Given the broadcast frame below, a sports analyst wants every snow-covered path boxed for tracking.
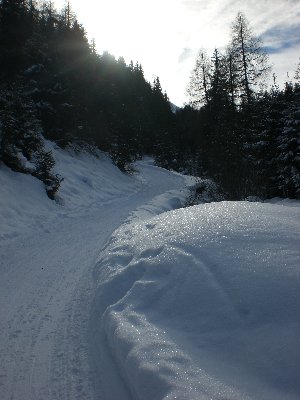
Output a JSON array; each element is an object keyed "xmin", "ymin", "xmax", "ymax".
[
  {"xmin": 2, "ymin": 148, "xmax": 299, "ymax": 400},
  {"xmin": 0, "ymin": 156, "xmax": 192, "ymax": 400}
]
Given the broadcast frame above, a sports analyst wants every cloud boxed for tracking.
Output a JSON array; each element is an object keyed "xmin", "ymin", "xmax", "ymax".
[
  {"xmin": 178, "ymin": 48, "xmax": 193, "ymax": 63},
  {"xmin": 182, "ymin": 0, "xmax": 209, "ymax": 12},
  {"xmin": 262, "ymin": 24, "xmax": 300, "ymax": 54}
]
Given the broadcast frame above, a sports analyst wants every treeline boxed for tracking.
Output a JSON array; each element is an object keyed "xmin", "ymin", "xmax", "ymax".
[
  {"xmin": 0, "ymin": 3, "xmax": 299, "ymax": 201},
  {"xmin": 0, "ymin": 0, "xmax": 175, "ymax": 198},
  {"xmin": 183, "ymin": 13, "xmax": 300, "ymax": 199}
]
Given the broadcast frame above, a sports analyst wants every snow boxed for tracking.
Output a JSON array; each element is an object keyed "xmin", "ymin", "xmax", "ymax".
[
  {"xmin": 0, "ymin": 143, "xmax": 194, "ymax": 400},
  {"xmin": 0, "ymin": 143, "xmax": 190, "ymax": 240},
  {"xmin": 94, "ymin": 201, "xmax": 300, "ymax": 400},
  {"xmin": 0, "ymin": 142, "xmax": 299, "ymax": 400},
  {"xmin": 0, "ymin": 163, "xmax": 56, "ymax": 240}
]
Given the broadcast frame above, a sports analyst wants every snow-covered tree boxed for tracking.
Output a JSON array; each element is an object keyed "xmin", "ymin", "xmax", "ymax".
[
  {"xmin": 187, "ymin": 50, "xmax": 211, "ymax": 108},
  {"xmin": 0, "ymin": 87, "xmax": 62, "ymax": 199}
]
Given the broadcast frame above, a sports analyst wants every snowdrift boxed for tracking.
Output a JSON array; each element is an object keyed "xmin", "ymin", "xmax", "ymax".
[{"xmin": 94, "ymin": 201, "xmax": 300, "ymax": 400}]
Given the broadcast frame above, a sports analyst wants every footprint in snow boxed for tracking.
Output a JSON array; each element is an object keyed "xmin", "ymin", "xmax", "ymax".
[{"xmin": 145, "ymin": 223, "xmax": 156, "ymax": 230}]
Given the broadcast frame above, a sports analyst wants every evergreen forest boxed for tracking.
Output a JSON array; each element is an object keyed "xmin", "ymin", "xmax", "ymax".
[{"xmin": 0, "ymin": 1, "xmax": 299, "ymax": 200}]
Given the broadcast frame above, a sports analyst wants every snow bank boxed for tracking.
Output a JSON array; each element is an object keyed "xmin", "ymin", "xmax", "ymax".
[
  {"xmin": 52, "ymin": 144, "xmax": 140, "ymax": 211},
  {"xmin": 94, "ymin": 201, "xmax": 300, "ymax": 400},
  {"xmin": 0, "ymin": 143, "xmax": 197, "ymax": 242},
  {"xmin": 0, "ymin": 143, "xmax": 140, "ymax": 240},
  {"xmin": 0, "ymin": 164, "xmax": 56, "ymax": 240}
]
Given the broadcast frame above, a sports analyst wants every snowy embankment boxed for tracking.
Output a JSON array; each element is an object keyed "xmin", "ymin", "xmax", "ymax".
[
  {"xmin": 94, "ymin": 201, "xmax": 300, "ymax": 400},
  {"xmin": 0, "ymin": 143, "xmax": 195, "ymax": 241}
]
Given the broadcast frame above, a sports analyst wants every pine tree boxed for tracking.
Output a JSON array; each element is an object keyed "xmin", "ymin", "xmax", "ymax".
[
  {"xmin": 0, "ymin": 0, "xmax": 33, "ymax": 77},
  {"xmin": 187, "ymin": 50, "xmax": 211, "ymax": 108},
  {"xmin": 90, "ymin": 38, "xmax": 96, "ymax": 54},
  {"xmin": 274, "ymin": 84, "xmax": 300, "ymax": 198},
  {"xmin": 295, "ymin": 60, "xmax": 300, "ymax": 84},
  {"xmin": 228, "ymin": 12, "xmax": 270, "ymax": 105},
  {"xmin": 0, "ymin": 85, "xmax": 62, "ymax": 198}
]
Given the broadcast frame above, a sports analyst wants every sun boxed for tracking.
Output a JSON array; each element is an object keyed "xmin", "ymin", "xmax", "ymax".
[
  {"xmin": 52, "ymin": 0, "xmax": 152, "ymax": 59},
  {"xmin": 55, "ymin": 0, "xmax": 180, "ymax": 60}
]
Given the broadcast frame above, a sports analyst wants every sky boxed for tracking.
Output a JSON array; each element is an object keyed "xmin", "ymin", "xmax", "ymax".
[{"xmin": 54, "ymin": 0, "xmax": 300, "ymax": 106}]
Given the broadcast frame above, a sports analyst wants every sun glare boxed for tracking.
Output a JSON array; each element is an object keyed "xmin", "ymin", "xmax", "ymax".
[
  {"xmin": 56, "ymin": 0, "xmax": 181, "ymax": 60},
  {"xmin": 91, "ymin": 0, "xmax": 180, "ymax": 59},
  {"xmin": 54, "ymin": 0, "xmax": 190, "ymax": 103}
]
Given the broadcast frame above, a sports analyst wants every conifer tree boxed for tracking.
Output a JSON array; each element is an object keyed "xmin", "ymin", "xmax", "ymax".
[
  {"xmin": 274, "ymin": 83, "xmax": 300, "ymax": 198},
  {"xmin": 227, "ymin": 12, "xmax": 270, "ymax": 105},
  {"xmin": 187, "ymin": 50, "xmax": 211, "ymax": 108},
  {"xmin": 0, "ymin": 86, "xmax": 62, "ymax": 198},
  {"xmin": 0, "ymin": 0, "xmax": 32, "ymax": 77},
  {"xmin": 295, "ymin": 60, "xmax": 300, "ymax": 84}
]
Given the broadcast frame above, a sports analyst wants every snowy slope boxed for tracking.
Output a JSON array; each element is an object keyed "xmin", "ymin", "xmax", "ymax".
[
  {"xmin": 94, "ymin": 201, "xmax": 300, "ymax": 400},
  {"xmin": 1, "ymin": 143, "xmax": 299, "ymax": 400},
  {"xmin": 0, "ymin": 145, "xmax": 195, "ymax": 400}
]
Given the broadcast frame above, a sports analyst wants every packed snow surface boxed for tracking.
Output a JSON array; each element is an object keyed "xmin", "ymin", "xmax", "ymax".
[{"xmin": 1, "ymin": 142, "xmax": 299, "ymax": 400}]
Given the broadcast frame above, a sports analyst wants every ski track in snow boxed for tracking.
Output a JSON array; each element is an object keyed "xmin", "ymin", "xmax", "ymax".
[{"xmin": 0, "ymin": 156, "xmax": 193, "ymax": 400}]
